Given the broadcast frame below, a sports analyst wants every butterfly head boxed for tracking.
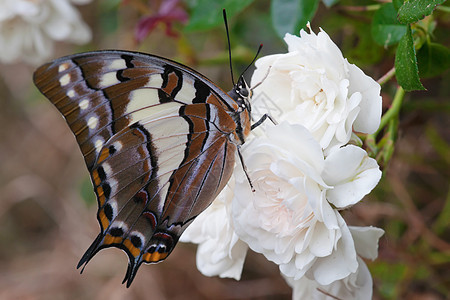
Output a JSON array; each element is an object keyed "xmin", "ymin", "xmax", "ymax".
[
  {"xmin": 226, "ymin": 75, "xmax": 252, "ymax": 145},
  {"xmin": 231, "ymin": 76, "xmax": 252, "ymax": 113}
]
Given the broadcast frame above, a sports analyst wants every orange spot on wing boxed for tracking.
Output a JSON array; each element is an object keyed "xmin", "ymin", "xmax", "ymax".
[
  {"xmin": 98, "ymin": 195, "xmax": 106, "ymax": 207},
  {"xmin": 98, "ymin": 209, "xmax": 110, "ymax": 230},
  {"xmin": 143, "ymin": 252, "xmax": 168, "ymax": 263},
  {"xmin": 103, "ymin": 234, "xmax": 123, "ymax": 245},
  {"xmin": 123, "ymin": 239, "xmax": 141, "ymax": 257},
  {"xmin": 97, "ymin": 185, "xmax": 104, "ymax": 196},
  {"xmin": 97, "ymin": 148, "xmax": 110, "ymax": 164},
  {"xmin": 96, "ymin": 186, "xmax": 106, "ymax": 206},
  {"xmin": 92, "ymin": 170, "xmax": 101, "ymax": 186}
]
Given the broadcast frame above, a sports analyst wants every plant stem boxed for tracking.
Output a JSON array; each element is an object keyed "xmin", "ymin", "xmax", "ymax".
[
  {"xmin": 382, "ymin": 118, "xmax": 397, "ymax": 166},
  {"xmin": 339, "ymin": 4, "xmax": 381, "ymax": 11},
  {"xmin": 377, "ymin": 67, "xmax": 396, "ymax": 85},
  {"xmin": 374, "ymin": 86, "xmax": 405, "ymax": 137},
  {"xmin": 436, "ymin": 5, "xmax": 450, "ymax": 13}
]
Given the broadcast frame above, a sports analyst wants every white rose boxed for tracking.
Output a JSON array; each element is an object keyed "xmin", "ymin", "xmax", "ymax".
[
  {"xmin": 0, "ymin": 0, "xmax": 92, "ymax": 65},
  {"xmin": 250, "ymin": 28, "xmax": 382, "ymax": 154},
  {"xmin": 322, "ymin": 144, "xmax": 382, "ymax": 208},
  {"xmin": 285, "ymin": 257, "xmax": 373, "ymax": 300},
  {"xmin": 180, "ymin": 178, "xmax": 248, "ymax": 280},
  {"xmin": 232, "ymin": 122, "xmax": 381, "ymax": 285},
  {"xmin": 286, "ymin": 226, "xmax": 384, "ymax": 300}
]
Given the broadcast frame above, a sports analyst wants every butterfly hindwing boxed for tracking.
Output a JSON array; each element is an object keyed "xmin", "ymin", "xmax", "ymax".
[
  {"xmin": 81, "ymin": 103, "xmax": 237, "ymax": 285},
  {"xmin": 33, "ymin": 50, "xmax": 244, "ymax": 286}
]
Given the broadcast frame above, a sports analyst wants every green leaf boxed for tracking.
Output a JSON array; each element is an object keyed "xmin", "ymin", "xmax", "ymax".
[
  {"xmin": 394, "ymin": 25, "xmax": 425, "ymax": 91},
  {"xmin": 271, "ymin": 0, "xmax": 320, "ymax": 39},
  {"xmin": 393, "ymin": 0, "xmax": 405, "ymax": 11},
  {"xmin": 417, "ymin": 41, "xmax": 450, "ymax": 78},
  {"xmin": 398, "ymin": 0, "xmax": 447, "ymax": 24},
  {"xmin": 185, "ymin": 0, "xmax": 255, "ymax": 31},
  {"xmin": 371, "ymin": 3, "xmax": 407, "ymax": 47}
]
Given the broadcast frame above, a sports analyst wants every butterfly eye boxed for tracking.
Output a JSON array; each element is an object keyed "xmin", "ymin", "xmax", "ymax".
[{"xmin": 239, "ymin": 87, "xmax": 249, "ymax": 98}]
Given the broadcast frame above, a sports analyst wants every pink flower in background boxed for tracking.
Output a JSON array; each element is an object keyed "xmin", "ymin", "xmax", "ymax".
[
  {"xmin": 134, "ymin": 0, "xmax": 188, "ymax": 43},
  {"xmin": 0, "ymin": 0, "xmax": 92, "ymax": 65}
]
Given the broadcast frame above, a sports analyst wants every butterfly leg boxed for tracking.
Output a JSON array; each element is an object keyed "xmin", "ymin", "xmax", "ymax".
[
  {"xmin": 243, "ymin": 114, "xmax": 277, "ymax": 192},
  {"xmin": 250, "ymin": 66, "xmax": 272, "ymax": 91},
  {"xmin": 251, "ymin": 113, "xmax": 277, "ymax": 130},
  {"xmin": 237, "ymin": 145, "xmax": 256, "ymax": 192}
]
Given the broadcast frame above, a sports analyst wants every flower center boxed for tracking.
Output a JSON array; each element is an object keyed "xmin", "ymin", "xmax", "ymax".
[{"xmin": 253, "ymin": 172, "xmax": 311, "ymax": 235}]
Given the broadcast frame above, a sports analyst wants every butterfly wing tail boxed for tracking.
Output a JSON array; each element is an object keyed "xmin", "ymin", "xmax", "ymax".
[
  {"xmin": 76, "ymin": 228, "xmax": 155, "ymax": 288},
  {"xmin": 77, "ymin": 233, "xmax": 103, "ymax": 272}
]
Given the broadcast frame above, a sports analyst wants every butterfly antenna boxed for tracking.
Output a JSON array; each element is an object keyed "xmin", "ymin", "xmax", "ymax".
[
  {"xmin": 239, "ymin": 43, "xmax": 263, "ymax": 80},
  {"xmin": 223, "ymin": 9, "xmax": 235, "ymax": 85}
]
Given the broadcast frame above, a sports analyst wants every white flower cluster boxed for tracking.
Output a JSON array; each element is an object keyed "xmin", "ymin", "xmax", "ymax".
[
  {"xmin": 0, "ymin": 0, "xmax": 92, "ymax": 65},
  {"xmin": 181, "ymin": 27, "xmax": 384, "ymax": 300}
]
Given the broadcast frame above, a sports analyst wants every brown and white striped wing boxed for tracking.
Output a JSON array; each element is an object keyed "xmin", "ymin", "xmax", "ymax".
[{"xmin": 33, "ymin": 51, "xmax": 239, "ymax": 286}]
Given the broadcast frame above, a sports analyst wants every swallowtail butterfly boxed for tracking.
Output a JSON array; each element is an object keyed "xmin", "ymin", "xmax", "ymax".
[{"xmin": 33, "ymin": 47, "xmax": 263, "ymax": 286}]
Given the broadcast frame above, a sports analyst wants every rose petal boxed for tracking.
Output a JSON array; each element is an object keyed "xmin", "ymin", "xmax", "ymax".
[
  {"xmin": 347, "ymin": 63, "xmax": 382, "ymax": 134},
  {"xmin": 323, "ymin": 145, "xmax": 381, "ymax": 208},
  {"xmin": 286, "ymin": 256, "xmax": 373, "ymax": 300},
  {"xmin": 250, "ymin": 27, "xmax": 382, "ymax": 153},
  {"xmin": 305, "ymin": 214, "xmax": 358, "ymax": 284},
  {"xmin": 349, "ymin": 226, "xmax": 385, "ymax": 260}
]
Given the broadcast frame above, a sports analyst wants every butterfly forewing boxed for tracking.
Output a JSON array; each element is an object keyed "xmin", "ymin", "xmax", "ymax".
[{"xmin": 33, "ymin": 50, "xmax": 248, "ymax": 286}]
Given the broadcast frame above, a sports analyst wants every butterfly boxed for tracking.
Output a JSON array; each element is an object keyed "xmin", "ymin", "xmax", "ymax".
[{"xmin": 32, "ymin": 48, "xmax": 267, "ymax": 286}]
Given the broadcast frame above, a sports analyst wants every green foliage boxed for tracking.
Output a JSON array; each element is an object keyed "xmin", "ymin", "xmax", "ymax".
[
  {"xmin": 371, "ymin": 261, "xmax": 407, "ymax": 298},
  {"xmin": 395, "ymin": 25, "xmax": 426, "ymax": 91},
  {"xmin": 371, "ymin": 3, "xmax": 407, "ymax": 46},
  {"xmin": 368, "ymin": 0, "xmax": 449, "ymax": 92},
  {"xmin": 393, "ymin": 0, "xmax": 405, "ymax": 11},
  {"xmin": 185, "ymin": 0, "xmax": 255, "ymax": 31},
  {"xmin": 417, "ymin": 41, "xmax": 450, "ymax": 78},
  {"xmin": 271, "ymin": 0, "xmax": 319, "ymax": 38},
  {"xmin": 344, "ymin": 21, "xmax": 384, "ymax": 65},
  {"xmin": 398, "ymin": 0, "xmax": 447, "ymax": 24}
]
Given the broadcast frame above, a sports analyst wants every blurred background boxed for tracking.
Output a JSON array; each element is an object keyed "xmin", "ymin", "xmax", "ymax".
[{"xmin": 0, "ymin": 0, "xmax": 449, "ymax": 299}]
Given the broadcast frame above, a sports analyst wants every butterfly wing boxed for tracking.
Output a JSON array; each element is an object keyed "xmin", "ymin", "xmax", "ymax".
[{"xmin": 33, "ymin": 51, "xmax": 239, "ymax": 286}]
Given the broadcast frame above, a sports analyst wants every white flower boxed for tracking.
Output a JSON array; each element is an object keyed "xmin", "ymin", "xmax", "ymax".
[
  {"xmin": 250, "ymin": 27, "xmax": 382, "ymax": 154},
  {"xmin": 180, "ymin": 178, "xmax": 248, "ymax": 280},
  {"xmin": 0, "ymin": 0, "xmax": 92, "ymax": 65},
  {"xmin": 286, "ymin": 226, "xmax": 384, "ymax": 300},
  {"xmin": 181, "ymin": 25, "xmax": 384, "ymax": 298},
  {"xmin": 285, "ymin": 257, "xmax": 373, "ymax": 300},
  {"xmin": 232, "ymin": 122, "xmax": 381, "ymax": 285},
  {"xmin": 322, "ymin": 143, "xmax": 382, "ymax": 208}
]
